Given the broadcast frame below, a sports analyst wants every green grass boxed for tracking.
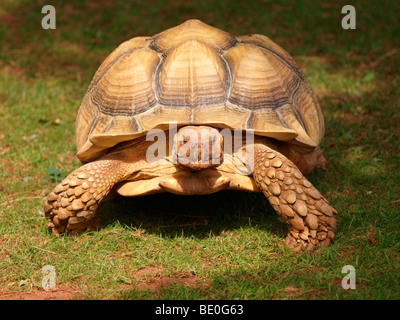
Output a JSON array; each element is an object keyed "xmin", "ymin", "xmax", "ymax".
[{"xmin": 1, "ymin": 0, "xmax": 399, "ymax": 300}]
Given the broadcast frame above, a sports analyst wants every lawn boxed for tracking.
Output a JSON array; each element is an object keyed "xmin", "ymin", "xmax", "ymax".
[{"xmin": 0, "ymin": 0, "xmax": 399, "ymax": 300}]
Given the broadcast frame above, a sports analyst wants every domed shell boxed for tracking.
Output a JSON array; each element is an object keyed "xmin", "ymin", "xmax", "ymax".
[{"xmin": 76, "ymin": 19, "xmax": 324, "ymax": 162}]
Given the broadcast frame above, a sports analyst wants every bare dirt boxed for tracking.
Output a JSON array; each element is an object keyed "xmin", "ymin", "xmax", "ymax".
[
  {"xmin": 0, "ymin": 266, "xmax": 209, "ymax": 300},
  {"xmin": 0, "ymin": 288, "xmax": 80, "ymax": 300},
  {"xmin": 134, "ymin": 266, "xmax": 208, "ymax": 292}
]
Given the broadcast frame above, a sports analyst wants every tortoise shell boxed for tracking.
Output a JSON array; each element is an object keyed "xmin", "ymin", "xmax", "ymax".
[{"xmin": 76, "ymin": 19, "xmax": 324, "ymax": 163}]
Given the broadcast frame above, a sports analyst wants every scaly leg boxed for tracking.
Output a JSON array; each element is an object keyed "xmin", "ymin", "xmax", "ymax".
[
  {"xmin": 44, "ymin": 155, "xmax": 133, "ymax": 235},
  {"xmin": 252, "ymin": 143, "xmax": 337, "ymax": 251}
]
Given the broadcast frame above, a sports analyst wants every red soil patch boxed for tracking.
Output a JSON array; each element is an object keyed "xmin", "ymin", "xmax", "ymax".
[
  {"xmin": 0, "ymin": 288, "xmax": 80, "ymax": 300},
  {"xmin": 134, "ymin": 266, "xmax": 207, "ymax": 291}
]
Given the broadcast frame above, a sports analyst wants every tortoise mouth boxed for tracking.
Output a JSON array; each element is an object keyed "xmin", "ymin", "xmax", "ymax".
[{"xmin": 177, "ymin": 154, "xmax": 223, "ymax": 171}]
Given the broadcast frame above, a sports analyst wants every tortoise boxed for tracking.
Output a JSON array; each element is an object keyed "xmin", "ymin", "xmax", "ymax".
[{"xmin": 44, "ymin": 19, "xmax": 337, "ymax": 251}]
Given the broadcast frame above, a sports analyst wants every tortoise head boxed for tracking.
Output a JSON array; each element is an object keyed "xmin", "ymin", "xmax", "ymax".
[{"xmin": 174, "ymin": 126, "xmax": 224, "ymax": 171}]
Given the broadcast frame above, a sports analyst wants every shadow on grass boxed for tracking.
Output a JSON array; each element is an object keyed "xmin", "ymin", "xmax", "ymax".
[{"xmin": 98, "ymin": 190, "xmax": 287, "ymax": 240}]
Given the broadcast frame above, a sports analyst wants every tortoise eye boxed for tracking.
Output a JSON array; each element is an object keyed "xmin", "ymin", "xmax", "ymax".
[
  {"xmin": 182, "ymin": 135, "xmax": 187, "ymax": 143},
  {"xmin": 211, "ymin": 135, "xmax": 216, "ymax": 144}
]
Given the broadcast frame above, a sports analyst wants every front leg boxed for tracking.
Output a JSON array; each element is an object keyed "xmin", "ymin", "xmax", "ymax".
[
  {"xmin": 44, "ymin": 157, "xmax": 131, "ymax": 235},
  {"xmin": 252, "ymin": 144, "xmax": 337, "ymax": 251}
]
